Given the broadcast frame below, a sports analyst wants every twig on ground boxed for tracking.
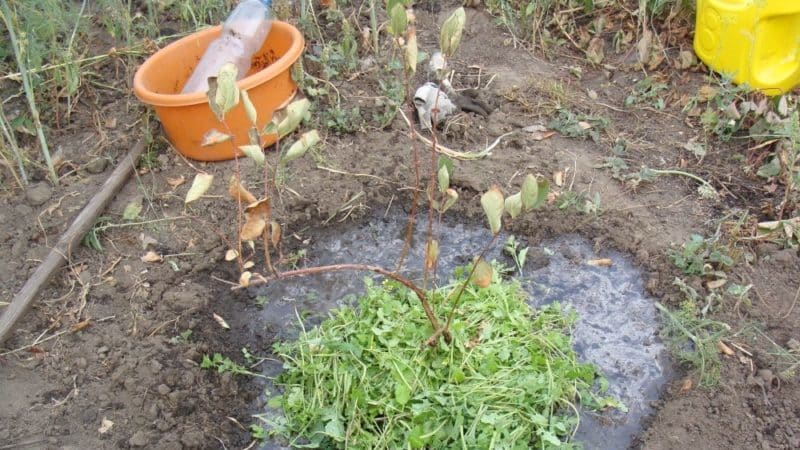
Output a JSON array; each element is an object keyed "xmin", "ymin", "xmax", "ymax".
[{"xmin": 0, "ymin": 315, "xmax": 115, "ymax": 356}]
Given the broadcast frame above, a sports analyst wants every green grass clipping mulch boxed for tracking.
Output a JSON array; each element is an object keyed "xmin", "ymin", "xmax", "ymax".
[{"xmin": 263, "ymin": 271, "xmax": 623, "ymax": 449}]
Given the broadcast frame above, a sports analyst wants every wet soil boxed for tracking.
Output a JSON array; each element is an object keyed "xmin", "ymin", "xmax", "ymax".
[{"xmin": 2, "ymin": 2, "xmax": 800, "ymax": 450}]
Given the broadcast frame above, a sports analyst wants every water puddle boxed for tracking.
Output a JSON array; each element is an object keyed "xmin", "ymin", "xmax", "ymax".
[{"xmin": 249, "ymin": 212, "xmax": 671, "ymax": 449}]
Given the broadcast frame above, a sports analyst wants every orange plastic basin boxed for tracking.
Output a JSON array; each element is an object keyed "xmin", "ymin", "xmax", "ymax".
[{"xmin": 133, "ymin": 21, "xmax": 304, "ymax": 161}]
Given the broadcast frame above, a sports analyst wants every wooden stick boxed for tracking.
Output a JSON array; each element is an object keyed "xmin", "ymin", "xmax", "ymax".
[{"xmin": 0, "ymin": 140, "xmax": 145, "ymax": 345}]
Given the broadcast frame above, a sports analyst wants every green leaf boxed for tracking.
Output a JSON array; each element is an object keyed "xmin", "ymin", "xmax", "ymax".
[
  {"xmin": 395, "ymin": 382, "xmax": 411, "ymax": 405},
  {"xmin": 521, "ymin": 174, "xmax": 539, "ymax": 210},
  {"xmin": 281, "ymin": 130, "xmax": 319, "ymax": 164},
  {"xmin": 184, "ymin": 173, "xmax": 214, "ymax": 204},
  {"xmin": 481, "ymin": 186, "xmax": 504, "ymax": 234},
  {"xmin": 504, "ymin": 192, "xmax": 522, "ymax": 219},
  {"xmin": 437, "ymin": 165, "xmax": 450, "ymax": 192},
  {"xmin": 535, "ymin": 179, "xmax": 550, "ymax": 209},
  {"xmin": 437, "ymin": 155, "xmax": 454, "ymax": 177},
  {"xmin": 207, "ymin": 63, "xmax": 240, "ymax": 120},
  {"xmin": 757, "ymin": 157, "xmax": 781, "ymax": 178},
  {"xmin": 270, "ymin": 98, "xmax": 311, "ymax": 138},
  {"xmin": 122, "ymin": 200, "xmax": 142, "ymax": 221},
  {"xmin": 239, "ymin": 145, "xmax": 265, "ymax": 166},
  {"xmin": 388, "ymin": 3, "xmax": 407, "ymax": 36},
  {"xmin": 241, "ymin": 90, "xmax": 257, "ymax": 126},
  {"xmin": 440, "ymin": 7, "xmax": 466, "ymax": 58},
  {"xmin": 324, "ymin": 418, "xmax": 345, "ymax": 442}
]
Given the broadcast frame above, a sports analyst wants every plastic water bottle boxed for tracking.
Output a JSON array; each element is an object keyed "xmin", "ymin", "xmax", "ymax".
[{"xmin": 181, "ymin": 0, "xmax": 273, "ymax": 94}]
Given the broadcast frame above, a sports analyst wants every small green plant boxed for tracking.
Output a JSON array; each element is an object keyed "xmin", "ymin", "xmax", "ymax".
[
  {"xmin": 656, "ymin": 297, "xmax": 731, "ymax": 387},
  {"xmin": 200, "ymin": 353, "xmax": 265, "ymax": 378},
  {"xmin": 503, "ymin": 235, "xmax": 529, "ymax": 274},
  {"xmin": 625, "ymin": 76, "xmax": 668, "ymax": 110},
  {"xmin": 322, "ymin": 106, "xmax": 362, "ymax": 134},
  {"xmin": 547, "ymin": 108, "xmax": 609, "ymax": 142},
  {"xmin": 82, "ymin": 216, "xmax": 113, "ymax": 251},
  {"xmin": 669, "ymin": 234, "xmax": 734, "ymax": 276},
  {"xmin": 169, "ymin": 329, "xmax": 193, "ymax": 344},
  {"xmin": 556, "ymin": 190, "xmax": 601, "ymax": 214},
  {"xmin": 249, "ymin": 423, "xmax": 268, "ymax": 441}
]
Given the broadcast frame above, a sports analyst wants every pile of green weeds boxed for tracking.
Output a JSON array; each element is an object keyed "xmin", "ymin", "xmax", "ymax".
[{"xmin": 264, "ymin": 273, "xmax": 620, "ymax": 449}]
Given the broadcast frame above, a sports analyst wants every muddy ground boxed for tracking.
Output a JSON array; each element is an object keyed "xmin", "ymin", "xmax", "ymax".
[{"xmin": 2, "ymin": 2, "xmax": 799, "ymax": 449}]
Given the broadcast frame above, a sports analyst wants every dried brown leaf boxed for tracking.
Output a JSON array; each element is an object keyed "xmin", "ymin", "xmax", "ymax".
[
  {"xmin": 241, "ymin": 216, "xmax": 267, "ymax": 241},
  {"xmin": 228, "ymin": 176, "xmax": 257, "ymax": 204},
  {"xmin": 586, "ymin": 258, "xmax": 613, "ymax": 267},
  {"xmin": 717, "ymin": 341, "xmax": 735, "ymax": 356},
  {"xmin": 141, "ymin": 251, "xmax": 163, "ymax": 263},
  {"xmin": 70, "ymin": 319, "xmax": 91, "ymax": 333},
  {"xmin": 167, "ymin": 175, "xmax": 186, "ymax": 188},
  {"xmin": 238, "ymin": 272, "xmax": 252, "ymax": 288},
  {"xmin": 212, "ymin": 313, "xmax": 231, "ymax": 329}
]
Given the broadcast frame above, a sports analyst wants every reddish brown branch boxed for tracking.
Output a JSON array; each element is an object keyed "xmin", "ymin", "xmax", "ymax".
[
  {"xmin": 426, "ymin": 233, "xmax": 501, "ymax": 346},
  {"xmin": 234, "ymin": 264, "xmax": 450, "ymax": 343}
]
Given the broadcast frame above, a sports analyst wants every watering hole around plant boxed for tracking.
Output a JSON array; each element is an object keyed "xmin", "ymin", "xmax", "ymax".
[{"xmin": 242, "ymin": 211, "xmax": 672, "ymax": 449}]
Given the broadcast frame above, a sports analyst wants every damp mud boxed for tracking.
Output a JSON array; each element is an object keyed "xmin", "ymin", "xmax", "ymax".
[{"xmin": 248, "ymin": 212, "xmax": 671, "ymax": 449}]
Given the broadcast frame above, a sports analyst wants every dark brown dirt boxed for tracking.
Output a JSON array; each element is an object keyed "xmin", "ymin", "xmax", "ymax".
[{"xmin": 2, "ymin": 3, "xmax": 799, "ymax": 450}]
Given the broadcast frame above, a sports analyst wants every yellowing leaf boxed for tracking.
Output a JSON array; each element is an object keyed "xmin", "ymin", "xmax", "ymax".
[
  {"xmin": 225, "ymin": 249, "xmax": 238, "ymax": 261},
  {"xmin": 481, "ymin": 186, "xmax": 504, "ymax": 234},
  {"xmin": 442, "ymin": 188, "xmax": 458, "ymax": 212},
  {"xmin": 282, "ymin": 130, "xmax": 319, "ymax": 164},
  {"xmin": 243, "ymin": 261, "xmax": 255, "ymax": 269},
  {"xmin": 521, "ymin": 174, "xmax": 539, "ymax": 211},
  {"xmin": 228, "ymin": 176, "xmax": 257, "ymax": 204},
  {"xmin": 241, "ymin": 89, "xmax": 257, "ymax": 125},
  {"xmin": 470, "ymin": 258, "xmax": 493, "ymax": 288},
  {"xmin": 185, "ymin": 173, "xmax": 214, "ymax": 204},
  {"xmin": 437, "ymin": 165, "xmax": 449, "ymax": 192},
  {"xmin": 270, "ymin": 98, "xmax": 311, "ymax": 138},
  {"xmin": 706, "ymin": 279, "xmax": 726, "ymax": 290},
  {"xmin": 504, "ymin": 192, "xmax": 522, "ymax": 219},
  {"xmin": 405, "ymin": 29, "xmax": 418, "ymax": 75},
  {"xmin": 239, "ymin": 144, "xmax": 265, "ymax": 166},
  {"xmin": 425, "ymin": 239, "xmax": 439, "ymax": 270},
  {"xmin": 553, "ymin": 171, "xmax": 564, "ymax": 187}
]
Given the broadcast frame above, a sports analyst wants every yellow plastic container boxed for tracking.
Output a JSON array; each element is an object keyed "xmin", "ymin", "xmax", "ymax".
[{"xmin": 694, "ymin": 0, "xmax": 800, "ymax": 95}]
